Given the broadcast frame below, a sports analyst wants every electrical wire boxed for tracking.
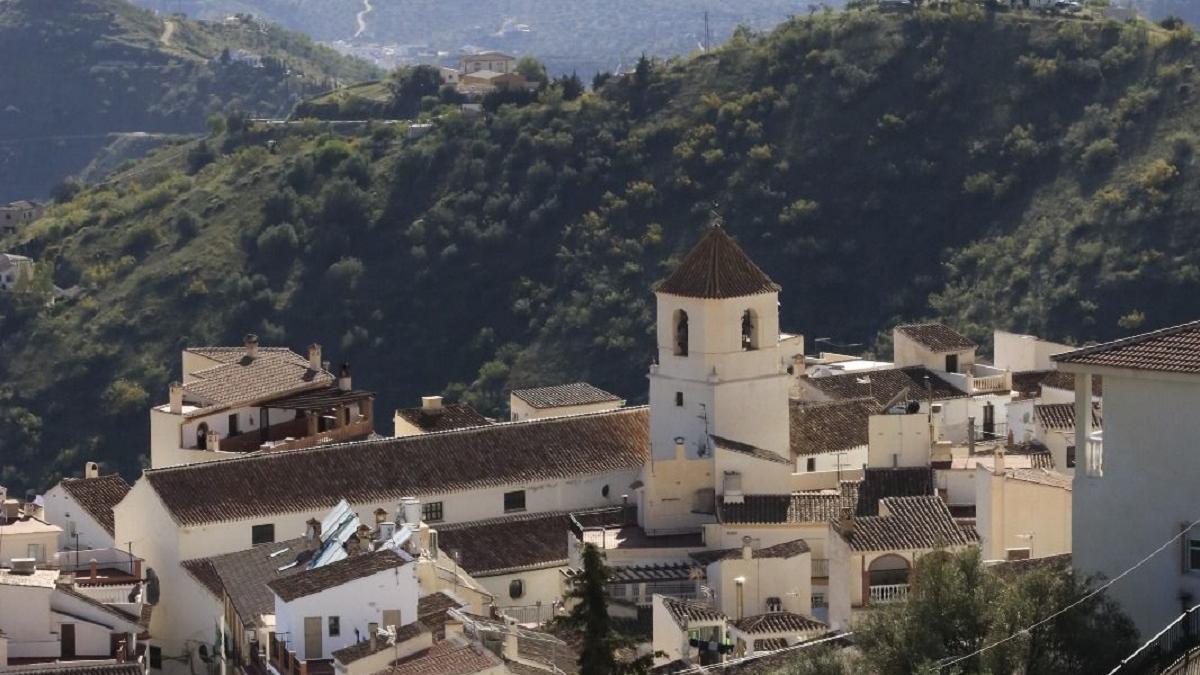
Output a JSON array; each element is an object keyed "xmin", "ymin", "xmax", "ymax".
[
  {"xmin": 668, "ymin": 631, "xmax": 853, "ymax": 674},
  {"xmin": 935, "ymin": 517, "xmax": 1200, "ymax": 670}
]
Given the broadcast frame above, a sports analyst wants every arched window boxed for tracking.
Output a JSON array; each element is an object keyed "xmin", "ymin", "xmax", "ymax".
[
  {"xmin": 741, "ymin": 309, "xmax": 758, "ymax": 351},
  {"xmin": 196, "ymin": 422, "xmax": 209, "ymax": 449},
  {"xmin": 674, "ymin": 310, "xmax": 689, "ymax": 356},
  {"xmin": 509, "ymin": 579, "xmax": 525, "ymax": 599}
]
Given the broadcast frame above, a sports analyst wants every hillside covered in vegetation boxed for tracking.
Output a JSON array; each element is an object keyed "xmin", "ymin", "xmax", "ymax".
[
  {"xmin": 3, "ymin": 5, "xmax": 1200, "ymax": 491},
  {"xmin": 0, "ymin": 0, "xmax": 378, "ymax": 201}
]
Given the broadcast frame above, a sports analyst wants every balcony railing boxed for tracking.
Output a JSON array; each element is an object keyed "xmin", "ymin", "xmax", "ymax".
[
  {"xmin": 869, "ymin": 584, "xmax": 909, "ymax": 604},
  {"xmin": 219, "ymin": 417, "xmax": 373, "ymax": 454},
  {"xmin": 1108, "ymin": 603, "xmax": 1200, "ymax": 674},
  {"xmin": 499, "ymin": 603, "xmax": 556, "ymax": 625}
]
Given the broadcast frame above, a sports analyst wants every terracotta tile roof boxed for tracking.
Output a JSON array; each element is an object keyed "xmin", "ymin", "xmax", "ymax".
[
  {"xmin": 510, "ymin": 382, "xmax": 622, "ymax": 409},
  {"xmin": 717, "ymin": 493, "xmax": 843, "ymax": 525},
  {"xmin": 655, "ymin": 226, "xmax": 780, "ymax": 299},
  {"xmin": 1053, "ymin": 319, "xmax": 1200, "ymax": 374},
  {"xmin": 1006, "ymin": 468, "xmax": 1073, "ymax": 491},
  {"xmin": 850, "ymin": 468, "xmax": 934, "ymax": 516},
  {"xmin": 834, "ymin": 496, "xmax": 979, "ymax": 552},
  {"xmin": 5, "ymin": 665, "xmax": 144, "ymax": 675},
  {"xmin": 1011, "ymin": 370, "xmax": 1053, "ymax": 400},
  {"xmin": 377, "ymin": 639, "xmax": 502, "ymax": 675},
  {"xmin": 711, "ymin": 436, "xmax": 790, "ymax": 464},
  {"xmin": 689, "ymin": 539, "xmax": 811, "ymax": 566},
  {"xmin": 418, "ymin": 592, "xmax": 465, "ymax": 639},
  {"xmin": 789, "ymin": 398, "xmax": 877, "ymax": 456},
  {"xmin": 267, "ymin": 548, "xmax": 410, "ymax": 602},
  {"xmin": 894, "ymin": 323, "xmax": 977, "ymax": 352},
  {"xmin": 181, "ymin": 536, "xmax": 313, "ymax": 627},
  {"xmin": 58, "ymin": 474, "xmax": 130, "ymax": 536},
  {"xmin": 661, "ymin": 596, "xmax": 727, "ymax": 628},
  {"xmin": 144, "ymin": 406, "xmax": 649, "ymax": 526},
  {"xmin": 753, "ymin": 638, "xmax": 788, "ymax": 651},
  {"xmin": 802, "ymin": 366, "xmax": 967, "ymax": 405},
  {"xmin": 436, "ymin": 511, "xmax": 573, "ymax": 576},
  {"xmin": 730, "ymin": 612, "xmax": 826, "ymax": 635},
  {"xmin": 333, "ymin": 621, "xmax": 428, "ymax": 663},
  {"xmin": 989, "ymin": 552, "xmax": 1072, "ymax": 578},
  {"xmin": 182, "ymin": 346, "xmax": 333, "ymax": 409},
  {"xmin": 394, "ymin": 403, "xmax": 491, "ymax": 433},
  {"xmin": 1034, "ymin": 402, "xmax": 1102, "ymax": 432}
]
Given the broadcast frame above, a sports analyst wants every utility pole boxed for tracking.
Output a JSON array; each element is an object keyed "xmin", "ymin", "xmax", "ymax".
[{"xmin": 703, "ymin": 11, "xmax": 710, "ymax": 52}]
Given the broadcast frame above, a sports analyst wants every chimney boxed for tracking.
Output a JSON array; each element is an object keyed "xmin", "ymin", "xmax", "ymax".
[
  {"xmin": 305, "ymin": 518, "xmax": 322, "ymax": 549},
  {"xmin": 967, "ymin": 416, "xmax": 976, "ymax": 455},
  {"xmin": 421, "ymin": 396, "xmax": 443, "ymax": 415},
  {"xmin": 356, "ymin": 524, "xmax": 373, "ymax": 552},
  {"xmin": 374, "ymin": 507, "xmax": 388, "ymax": 525},
  {"xmin": 400, "ymin": 497, "xmax": 421, "ymax": 527},
  {"xmin": 206, "ymin": 428, "xmax": 221, "ymax": 452},
  {"xmin": 244, "ymin": 333, "xmax": 259, "ymax": 360},
  {"xmin": 839, "ymin": 507, "xmax": 856, "ymax": 535},
  {"xmin": 993, "ymin": 444, "xmax": 1006, "ymax": 475},
  {"xmin": 741, "ymin": 535, "xmax": 753, "ymax": 561},
  {"xmin": 338, "ymin": 363, "xmax": 352, "ymax": 391},
  {"xmin": 673, "ymin": 437, "xmax": 686, "ymax": 461},
  {"xmin": 84, "ymin": 461, "xmax": 100, "ymax": 480},
  {"xmin": 1, "ymin": 499, "xmax": 17, "ymax": 523},
  {"xmin": 308, "ymin": 343, "xmax": 322, "ymax": 371},
  {"xmin": 89, "ymin": 559, "xmax": 98, "ymax": 579},
  {"xmin": 168, "ymin": 382, "xmax": 183, "ymax": 414}
]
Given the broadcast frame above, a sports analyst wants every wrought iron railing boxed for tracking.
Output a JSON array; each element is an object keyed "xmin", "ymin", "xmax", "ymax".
[{"xmin": 1108, "ymin": 604, "xmax": 1200, "ymax": 674}]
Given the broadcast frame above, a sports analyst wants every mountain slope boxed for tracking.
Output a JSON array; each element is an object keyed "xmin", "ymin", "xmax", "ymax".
[
  {"xmin": 0, "ymin": 0, "xmax": 379, "ymax": 201},
  {"xmin": 3, "ymin": 6, "xmax": 1200, "ymax": 492}
]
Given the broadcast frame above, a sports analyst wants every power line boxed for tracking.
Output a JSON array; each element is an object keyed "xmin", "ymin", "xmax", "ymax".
[
  {"xmin": 669, "ymin": 632, "xmax": 852, "ymax": 674},
  {"xmin": 935, "ymin": 517, "xmax": 1200, "ymax": 670}
]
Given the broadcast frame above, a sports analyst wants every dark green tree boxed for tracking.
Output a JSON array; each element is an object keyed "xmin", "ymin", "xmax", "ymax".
[
  {"xmin": 570, "ymin": 543, "xmax": 617, "ymax": 675},
  {"xmin": 388, "ymin": 65, "xmax": 444, "ymax": 118}
]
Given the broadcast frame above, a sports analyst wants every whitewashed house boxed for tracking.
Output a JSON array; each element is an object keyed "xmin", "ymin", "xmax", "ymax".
[
  {"xmin": 1055, "ymin": 319, "xmax": 1200, "ymax": 637},
  {"xmin": 509, "ymin": 382, "xmax": 624, "ymax": 421},
  {"xmin": 42, "ymin": 464, "xmax": 130, "ymax": 551}
]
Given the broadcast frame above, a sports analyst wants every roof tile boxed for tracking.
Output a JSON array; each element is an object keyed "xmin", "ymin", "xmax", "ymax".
[
  {"xmin": 789, "ymin": 398, "xmax": 877, "ymax": 457},
  {"xmin": 267, "ymin": 549, "xmax": 409, "ymax": 602},
  {"xmin": 58, "ymin": 474, "xmax": 130, "ymax": 536},
  {"xmin": 656, "ymin": 226, "xmax": 780, "ymax": 299},
  {"xmin": 894, "ymin": 323, "xmax": 977, "ymax": 352},
  {"xmin": 510, "ymin": 383, "xmax": 622, "ymax": 409},
  {"xmin": 834, "ymin": 495, "xmax": 979, "ymax": 552},
  {"xmin": 394, "ymin": 403, "xmax": 491, "ymax": 433},
  {"xmin": 1053, "ymin": 319, "xmax": 1200, "ymax": 373}
]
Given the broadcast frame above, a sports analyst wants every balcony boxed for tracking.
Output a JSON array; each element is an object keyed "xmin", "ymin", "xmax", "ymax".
[
  {"xmin": 218, "ymin": 417, "xmax": 373, "ymax": 454},
  {"xmin": 869, "ymin": 583, "xmax": 909, "ymax": 603}
]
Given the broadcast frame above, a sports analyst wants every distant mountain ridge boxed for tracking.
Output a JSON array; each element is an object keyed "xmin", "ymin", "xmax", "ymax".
[{"xmin": 0, "ymin": 0, "xmax": 379, "ymax": 200}]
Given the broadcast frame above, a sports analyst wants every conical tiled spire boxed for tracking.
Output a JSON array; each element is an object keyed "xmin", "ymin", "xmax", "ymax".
[{"xmin": 655, "ymin": 225, "xmax": 780, "ymax": 299}]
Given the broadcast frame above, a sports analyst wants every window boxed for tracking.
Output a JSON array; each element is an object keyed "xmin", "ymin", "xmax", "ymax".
[
  {"xmin": 741, "ymin": 310, "xmax": 758, "ymax": 351},
  {"xmin": 674, "ymin": 310, "xmax": 689, "ymax": 356},
  {"xmin": 812, "ymin": 593, "xmax": 828, "ymax": 609},
  {"xmin": 251, "ymin": 524, "xmax": 275, "ymax": 545},
  {"xmin": 1006, "ymin": 548, "xmax": 1031, "ymax": 561},
  {"xmin": 766, "ymin": 596, "xmax": 782, "ymax": 612},
  {"xmin": 504, "ymin": 490, "xmax": 526, "ymax": 513},
  {"xmin": 149, "ymin": 646, "xmax": 162, "ymax": 670},
  {"xmin": 1190, "ymin": 540, "xmax": 1200, "ymax": 572},
  {"xmin": 328, "ymin": 616, "xmax": 340, "ymax": 636},
  {"xmin": 806, "ymin": 458, "xmax": 816, "ymax": 472},
  {"xmin": 509, "ymin": 579, "xmax": 525, "ymax": 599},
  {"xmin": 945, "ymin": 354, "xmax": 959, "ymax": 373},
  {"xmin": 422, "ymin": 501, "xmax": 444, "ymax": 523},
  {"xmin": 1066, "ymin": 445, "xmax": 1076, "ymax": 469},
  {"xmin": 675, "ymin": 392, "xmax": 684, "ymax": 407},
  {"xmin": 228, "ymin": 413, "xmax": 240, "ymax": 436}
]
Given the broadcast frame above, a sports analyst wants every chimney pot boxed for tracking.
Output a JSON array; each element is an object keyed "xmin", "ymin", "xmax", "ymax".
[
  {"xmin": 84, "ymin": 462, "xmax": 100, "ymax": 480},
  {"xmin": 168, "ymin": 382, "xmax": 184, "ymax": 414},
  {"xmin": 839, "ymin": 507, "xmax": 856, "ymax": 535},
  {"xmin": 374, "ymin": 508, "xmax": 388, "ymax": 525},
  {"xmin": 244, "ymin": 333, "xmax": 259, "ymax": 359},
  {"xmin": 306, "ymin": 518, "xmax": 322, "ymax": 549},
  {"xmin": 993, "ymin": 444, "xmax": 1006, "ymax": 475},
  {"xmin": 338, "ymin": 363, "xmax": 352, "ymax": 392},
  {"xmin": 308, "ymin": 343, "xmax": 322, "ymax": 371},
  {"xmin": 206, "ymin": 429, "xmax": 221, "ymax": 452},
  {"xmin": 741, "ymin": 535, "xmax": 753, "ymax": 561},
  {"xmin": 89, "ymin": 559, "xmax": 98, "ymax": 579},
  {"xmin": 421, "ymin": 396, "xmax": 443, "ymax": 413}
]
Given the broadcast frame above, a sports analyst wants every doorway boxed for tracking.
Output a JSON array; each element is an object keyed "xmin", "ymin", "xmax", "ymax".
[
  {"xmin": 303, "ymin": 617, "xmax": 322, "ymax": 660},
  {"xmin": 61, "ymin": 623, "xmax": 76, "ymax": 658}
]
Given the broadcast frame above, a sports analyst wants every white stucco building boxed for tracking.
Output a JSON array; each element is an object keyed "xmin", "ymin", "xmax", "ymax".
[{"xmin": 1056, "ymin": 319, "xmax": 1200, "ymax": 638}]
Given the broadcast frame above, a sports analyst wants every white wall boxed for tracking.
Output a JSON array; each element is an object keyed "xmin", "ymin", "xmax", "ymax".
[
  {"xmin": 0, "ymin": 585, "xmax": 56, "ymax": 658},
  {"xmin": 703, "ymin": 523, "xmax": 829, "ymax": 559},
  {"xmin": 975, "ymin": 468, "xmax": 1071, "ymax": 561},
  {"xmin": 993, "ymin": 330, "xmax": 1072, "ymax": 373},
  {"xmin": 867, "ymin": 413, "xmax": 930, "ymax": 469},
  {"xmin": 708, "ymin": 551, "xmax": 811, "ymax": 620},
  {"xmin": 1007, "ymin": 398, "xmax": 1036, "ymax": 444},
  {"xmin": 42, "ymin": 485, "xmax": 116, "ymax": 550},
  {"xmin": 473, "ymin": 567, "xmax": 563, "ymax": 613},
  {"xmin": 1072, "ymin": 370, "xmax": 1200, "ymax": 637},
  {"xmin": 799, "ymin": 446, "xmax": 868, "ymax": 474},
  {"xmin": 651, "ymin": 595, "xmax": 688, "ymax": 665},
  {"xmin": 274, "ymin": 562, "xmax": 419, "ymax": 661}
]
